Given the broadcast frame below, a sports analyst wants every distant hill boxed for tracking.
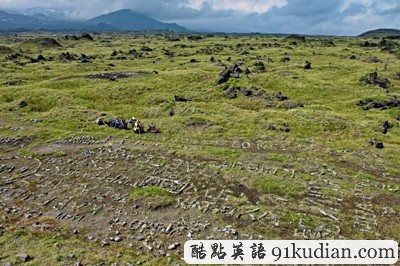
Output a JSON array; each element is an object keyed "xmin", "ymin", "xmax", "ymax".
[
  {"xmin": 0, "ymin": 10, "xmax": 43, "ymax": 30},
  {"xmin": 0, "ymin": 10, "xmax": 101, "ymax": 31},
  {"xmin": 0, "ymin": 9, "xmax": 187, "ymax": 32},
  {"xmin": 358, "ymin": 28, "xmax": 400, "ymax": 38},
  {"xmin": 88, "ymin": 9, "xmax": 187, "ymax": 32}
]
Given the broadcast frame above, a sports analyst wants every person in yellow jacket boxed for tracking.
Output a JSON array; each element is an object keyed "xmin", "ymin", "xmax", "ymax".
[{"xmin": 133, "ymin": 120, "xmax": 143, "ymax": 134}]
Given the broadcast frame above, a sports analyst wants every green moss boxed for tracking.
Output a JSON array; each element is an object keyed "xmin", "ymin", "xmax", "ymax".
[
  {"xmin": 268, "ymin": 153, "xmax": 288, "ymax": 162},
  {"xmin": 17, "ymin": 148, "xmax": 41, "ymax": 159},
  {"xmin": 202, "ymin": 146, "xmax": 242, "ymax": 157},
  {"xmin": 299, "ymin": 173, "xmax": 314, "ymax": 181},
  {"xmin": 0, "ymin": 229, "xmax": 145, "ymax": 265},
  {"xmin": 128, "ymin": 186, "xmax": 172, "ymax": 201},
  {"xmin": 283, "ymin": 212, "xmax": 322, "ymax": 228},
  {"xmin": 358, "ymin": 172, "xmax": 376, "ymax": 180},
  {"xmin": 255, "ymin": 177, "xmax": 304, "ymax": 197}
]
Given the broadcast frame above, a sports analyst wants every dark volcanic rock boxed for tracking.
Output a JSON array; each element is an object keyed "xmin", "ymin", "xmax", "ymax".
[
  {"xmin": 36, "ymin": 38, "xmax": 62, "ymax": 48},
  {"xmin": 280, "ymin": 57, "xmax": 291, "ymax": 62},
  {"xmin": 30, "ymin": 57, "xmax": 39, "ymax": 63},
  {"xmin": 367, "ymin": 56, "xmax": 382, "ymax": 63},
  {"xmin": 281, "ymin": 125, "xmax": 290, "ymax": 132},
  {"xmin": 2, "ymin": 79, "xmax": 24, "ymax": 86},
  {"xmin": 225, "ymin": 86, "xmax": 238, "ymax": 99},
  {"xmin": 37, "ymin": 54, "xmax": 46, "ymax": 61},
  {"xmin": 188, "ymin": 35, "xmax": 202, "ymax": 41},
  {"xmin": 5, "ymin": 52, "xmax": 22, "ymax": 61},
  {"xmin": 174, "ymin": 95, "xmax": 189, "ymax": 102},
  {"xmin": 376, "ymin": 142, "xmax": 384, "ymax": 149},
  {"xmin": 285, "ymin": 34, "xmax": 306, "ymax": 42},
  {"xmin": 374, "ymin": 77, "xmax": 390, "ymax": 89},
  {"xmin": 274, "ymin": 92, "xmax": 288, "ymax": 101},
  {"xmin": 141, "ymin": 46, "xmax": 153, "ymax": 52},
  {"xmin": 357, "ymin": 96, "xmax": 399, "ymax": 110},
  {"xmin": 127, "ymin": 49, "xmax": 143, "ymax": 58},
  {"xmin": 381, "ymin": 120, "xmax": 392, "ymax": 134},
  {"xmin": 66, "ymin": 33, "xmax": 94, "ymax": 41},
  {"xmin": 253, "ymin": 61, "xmax": 266, "ymax": 73},
  {"xmin": 304, "ymin": 61, "xmax": 312, "ymax": 69},
  {"xmin": 19, "ymin": 101, "xmax": 28, "ymax": 108},
  {"xmin": 30, "ymin": 54, "xmax": 47, "ymax": 63},
  {"xmin": 361, "ymin": 41, "xmax": 377, "ymax": 47},
  {"xmin": 216, "ymin": 63, "xmax": 243, "ymax": 85},
  {"xmin": 361, "ymin": 70, "xmax": 390, "ymax": 89},
  {"xmin": 59, "ymin": 52, "xmax": 77, "ymax": 61},
  {"xmin": 240, "ymin": 87, "xmax": 253, "ymax": 97},
  {"xmin": 284, "ymin": 102, "xmax": 304, "ymax": 109},
  {"xmin": 80, "ymin": 33, "xmax": 94, "ymax": 41},
  {"xmin": 167, "ymin": 37, "xmax": 180, "ymax": 42},
  {"xmin": 392, "ymin": 72, "xmax": 400, "ymax": 80}
]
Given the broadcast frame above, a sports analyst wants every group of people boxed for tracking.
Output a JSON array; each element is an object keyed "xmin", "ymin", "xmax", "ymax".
[{"xmin": 96, "ymin": 117, "xmax": 160, "ymax": 134}]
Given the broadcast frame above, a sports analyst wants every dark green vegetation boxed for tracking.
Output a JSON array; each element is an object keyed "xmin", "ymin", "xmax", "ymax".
[
  {"xmin": 358, "ymin": 28, "xmax": 400, "ymax": 38},
  {"xmin": 0, "ymin": 32, "xmax": 399, "ymax": 265}
]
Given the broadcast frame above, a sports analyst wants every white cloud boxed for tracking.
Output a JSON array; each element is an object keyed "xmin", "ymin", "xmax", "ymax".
[
  {"xmin": 184, "ymin": 0, "xmax": 287, "ymax": 13},
  {"xmin": 184, "ymin": 0, "xmax": 204, "ymax": 10},
  {"xmin": 64, "ymin": 0, "xmax": 126, "ymax": 19}
]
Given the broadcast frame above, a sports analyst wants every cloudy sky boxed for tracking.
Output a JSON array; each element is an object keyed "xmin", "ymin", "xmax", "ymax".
[{"xmin": 1, "ymin": 0, "xmax": 400, "ymax": 35}]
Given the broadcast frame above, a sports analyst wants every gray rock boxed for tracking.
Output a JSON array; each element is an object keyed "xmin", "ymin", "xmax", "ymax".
[
  {"xmin": 32, "ymin": 221, "xmax": 41, "ymax": 228},
  {"xmin": 101, "ymin": 240, "xmax": 109, "ymax": 247},
  {"xmin": 165, "ymin": 224, "xmax": 173, "ymax": 234},
  {"xmin": 137, "ymin": 235, "xmax": 145, "ymax": 241},
  {"xmin": 17, "ymin": 253, "xmax": 30, "ymax": 262},
  {"xmin": 168, "ymin": 242, "xmax": 180, "ymax": 250}
]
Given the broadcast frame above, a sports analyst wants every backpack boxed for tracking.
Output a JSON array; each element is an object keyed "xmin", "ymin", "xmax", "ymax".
[
  {"xmin": 108, "ymin": 118, "xmax": 116, "ymax": 127},
  {"xmin": 96, "ymin": 118, "xmax": 106, "ymax": 125}
]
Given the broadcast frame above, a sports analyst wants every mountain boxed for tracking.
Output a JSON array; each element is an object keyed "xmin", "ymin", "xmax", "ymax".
[
  {"xmin": 358, "ymin": 28, "xmax": 400, "ymax": 38},
  {"xmin": 0, "ymin": 10, "xmax": 85, "ymax": 30},
  {"xmin": 0, "ymin": 10, "xmax": 43, "ymax": 30},
  {"xmin": 0, "ymin": 9, "xmax": 187, "ymax": 32},
  {"xmin": 88, "ymin": 9, "xmax": 187, "ymax": 32}
]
